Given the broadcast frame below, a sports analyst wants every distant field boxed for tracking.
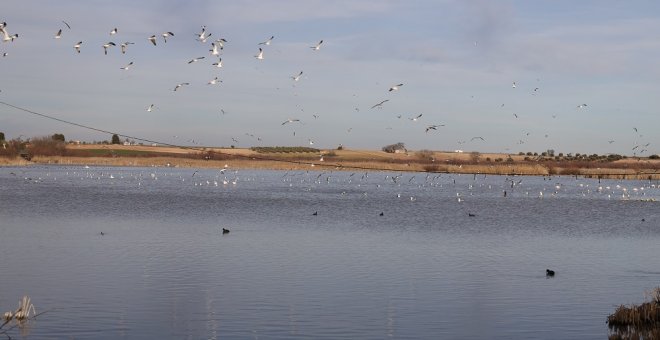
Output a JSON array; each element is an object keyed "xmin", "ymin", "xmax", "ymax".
[{"xmin": 3, "ymin": 144, "xmax": 659, "ymax": 179}]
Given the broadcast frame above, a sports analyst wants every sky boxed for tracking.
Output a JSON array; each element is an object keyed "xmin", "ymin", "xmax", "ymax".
[{"xmin": 0, "ymin": 0, "xmax": 658, "ymax": 156}]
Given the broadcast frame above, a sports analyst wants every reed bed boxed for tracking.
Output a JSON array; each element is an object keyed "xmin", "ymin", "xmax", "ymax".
[{"xmin": 608, "ymin": 287, "xmax": 660, "ymax": 339}]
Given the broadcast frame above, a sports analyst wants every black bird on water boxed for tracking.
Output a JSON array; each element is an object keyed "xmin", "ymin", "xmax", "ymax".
[
  {"xmin": 379, "ymin": 212, "xmax": 384, "ymax": 216},
  {"xmin": 312, "ymin": 211, "xmax": 318, "ymax": 216},
  {"xmin": 100, "ymin": 231, "xmax": 105, "ymax": 236},
  {"xmin": 468, "ymin": 213, "xmax": 476, "ymax": 217},
  {"xmin": 222, "ymin": 228, "xmax": 230, "ymax": 234},
  {"xmin": 546, "ymin": 269, "xmax": 555, "ymax": 277}
]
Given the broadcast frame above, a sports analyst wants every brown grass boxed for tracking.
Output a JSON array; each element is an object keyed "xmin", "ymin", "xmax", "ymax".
[{"xmin": 2, "ymin": 144, "xmax": 660, "ymax": 179}]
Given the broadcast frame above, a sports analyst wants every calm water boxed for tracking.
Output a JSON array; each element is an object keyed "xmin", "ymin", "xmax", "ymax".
[{"xmin": 0, "ymin": 165, "xmax": 658, "ymax": 339}]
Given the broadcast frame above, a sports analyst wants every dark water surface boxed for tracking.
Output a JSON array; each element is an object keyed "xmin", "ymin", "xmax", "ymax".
[{"xmin": 1, "ymin": 165, "xmax": 658, "ymax": 339}]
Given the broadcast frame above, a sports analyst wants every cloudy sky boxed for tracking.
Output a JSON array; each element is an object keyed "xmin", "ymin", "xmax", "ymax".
[{"xmin": 0, "ymin": 0, "xmax": 658, "ymax": 156}]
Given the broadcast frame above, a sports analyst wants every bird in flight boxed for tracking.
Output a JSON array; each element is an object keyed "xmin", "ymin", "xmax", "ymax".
[
  {"xmin": 577, "ymin": 103, "xmax": 588, "ymax": 109},
  {"xmin": 255, "ymin": 48, "xmax": 264, "ymax": 60},
  {"xmin": 282, "ymin": 118, "xmax": 301, "ymax": 125},
  {"xmin": 120, "ymin": 42, "xmax": 134, "ymax": 54},
  {"xmin": 102, "ymin": 42, "xmax": 116, "ymax": 55},
  {"xmin": 259, "ymin": 35, "xmax": 274, "ymax": 45},
  {"xmin": 173, "ymin": 82, "xmax": 190, "ymax": 91},
  {"xmin": 73, "ymin": 41, "xmax": 83, "ymax": 53},
  {"xmin": 147, "ymin": 104, "xmax": 155, "ymax": 112},
  {"xmin": 212, "ymin": 58, "xmax": 223, "ymax": 68},
  {"xmin": 54, "ymin": 29, "xmax": 62, "ymax": 39},
  {"xmin": 207, "ymin": 77, "xmax": 222, "ymax": 85},
  {"xmin": 409, "ymin": 114, "xmax": 423, "ymax": 121},
  {"xmin": 0, "ymin": 23, "xmax": 18, "ymax": 42},
  {"xmin": 195, "ymin": 26, "xmax": 210, "ymax": 42},
  {"xmin": 188, "ymin": 56, "xmax": 205, "ymax": 64},
  {"xmin": 62, "ymin": 20, "xmax": 71, "ymax": 29},
  {"xmin": 471, "ymin": 136, "xmax": 485, "ymax": 141},
  {"xmin": 389, "ymin": 83, "xmax": 403, "ymax": 92},
  {"xmin": 120, "ymin": 61, "xmax": 133, "ymax": 70},
  {"xmin": 425, "ymin": 124, "xmax": 444, "ymax": 133},
  {"xmin": 110, "ymin": 27, "xmax": 118, "ymax": 35},
  {"xmin": 370, "ymin": 99, "xmax": 389, "ymax": 109},
  {"xmin": 162, "ymin": 32, "xmax": 174, "ymax": 43},
  {"xmin": 148, "ymin": 35, "xmax": 157, "ymax": 46},
  {"xmin": 512, "ymin": 82, "xmax": 517, "ymax": 88},
  {"xmin": 310, "ymin": 40, "xmax": 323, "ymax": 51},
  {"xmin": 210, "ymin": 42, "xmax": 220, "ymax": 56},
  {"xmin": 291, "ymin": 71, "xmax": 303, "ymax": 81}
]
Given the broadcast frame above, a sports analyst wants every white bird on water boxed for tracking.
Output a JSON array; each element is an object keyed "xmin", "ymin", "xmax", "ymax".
[{"xmin": 255, "ymin": 48, "xmax": 264, "ymax": 60}]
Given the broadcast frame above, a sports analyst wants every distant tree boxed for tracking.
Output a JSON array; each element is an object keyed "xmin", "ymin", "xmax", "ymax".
[
  {"xmin": 382, "ymin": 142, "xmax": 406, "ymax": 153},
  {"xmin": 650, "ymin": 154, "xmax": 659, "ymax": 160},
  {"xmin": 470, "ymin": 151, "xmax": 481, "ymax": 163},
  {"xmin": 51, "ymin": 133, "xmax": 65, "ymax": 142},
  {"xmin": 111, "ymin": 134, "xmax": 120, "ymax": 144},
  {"xmin": 0, "ymin": 132, "xmax": 5, "ymax": 141}
]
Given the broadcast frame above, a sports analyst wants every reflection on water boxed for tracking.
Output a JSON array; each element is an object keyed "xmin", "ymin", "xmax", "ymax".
[{"xmin": 0, "ymin": 165, "xmax": 658, "ymax": 339}]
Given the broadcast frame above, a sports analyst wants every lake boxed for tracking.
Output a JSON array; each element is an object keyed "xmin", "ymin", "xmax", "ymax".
[{"xmin": 0, "ymin": 165, "xmax": 658, "ymax": 339}]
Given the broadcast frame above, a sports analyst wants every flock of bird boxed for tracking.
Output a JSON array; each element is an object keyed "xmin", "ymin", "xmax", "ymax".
[{"xmin": 0, "ymin": 17, "xmax": 656, "ymax": 156}]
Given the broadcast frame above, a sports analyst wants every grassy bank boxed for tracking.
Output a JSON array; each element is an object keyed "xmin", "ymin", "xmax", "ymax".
[{"xmin": 1, "ymin": 144, "xmax": 659, "ymax": 179}]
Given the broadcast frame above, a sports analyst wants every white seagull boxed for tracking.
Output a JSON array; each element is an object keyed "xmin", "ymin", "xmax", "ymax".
[
  {"xmin": 162, "ymin": 31, "xmax": 174, "ymax": 43},
  {"xmin": 188, "ymin": 56, "xmax": 205, "ymax": 64},
  {"xmin": 148, "ymin": 35, "xmax": 157, "ymax": 46},
  {"xmin": 389, "ymin": 83, "xmax": 403, "ymax": 92},
  {"xmin": 577, "ymin": 103, "xmax": 588, "ymax": 109},
  {"xmin": 425, "ymin": 124, "xmax": 445, "ymax": 133},
  {"xmin": 210, "ymin": 42, "xmax": 220, "ymax": 56},
  {"xmin": 207, "ymin": 77, "xmax": 222, "ymax": 85},
  {"xmin": 196, "ymin": 26, "xmax": 210, "ymax": 42},
  {"xmin": 120, "ymin": 61, "xmax": 133, "ymax": 70},
  {"xmin": 291, "ymin": 71, "xmax": 303, "ymax": 81},
  {"xmin": 212, "ymin": 58, "xmax": 223, "ymax": 68},
  {"xmin": 110, "ymin": 27, "xmax": 118, "ymax": 35},
  {"xmin": 54, "ymin": 29, "xmax": 62, "ymax": 39},
  {"xmin": 409, "ymin": 114, "xmax": 423, "ymax": 121},
  {"xmin": 259, "ymin": 35, "xmax": 274, "ymax": 45},
  {"xmin": 147, "ymin": 104, "xmax": 155, "ymax": 112},
  {"xmin": 0, "ymin": 24, "xmax": 18, "ymax": 42},
  {"xmin": 512, "ymin": 82, "xmax": 517, "ymax": 88},
  {"xmin": 173, "ymin": 82, "xmax": 190, "ymax": 91},
  {"xmin": 120, "ymin": 42, "xmax": 134, "ymax": 54},
  {"xmin": 73, "ymin": 41, "xmax": 82, "ymax": 53},
  {"xmin": 370, "ymin": 99, "xmax": 389, "ymax": 109},
  {"xmin": 282, "ymin": 118, "xmax": 300, "ymax": 125},
  {"xmin": 255, "ymin": 48, "xmax": 264, "ymax": 60},
  {"xmin": 102, "ymin": 42, "xmax": 116, "ymax": 55},
  {"xmin": 310, "ymin": 40, "xmax": 323, "ymax": 50}
]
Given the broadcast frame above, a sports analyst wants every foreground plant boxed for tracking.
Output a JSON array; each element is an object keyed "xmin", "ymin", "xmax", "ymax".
[
  {"xmin": 1, "ymin": 295, "xmax": 38, "ymax": 335},
  {"xmin": 608, "ymin": 287, "xmax": 660, "ymax": 339}
]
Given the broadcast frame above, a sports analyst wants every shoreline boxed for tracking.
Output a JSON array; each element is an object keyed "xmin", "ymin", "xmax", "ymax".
[{"xmin": 1, "ymin": 145, "xmax": 659, "ymax": 180}]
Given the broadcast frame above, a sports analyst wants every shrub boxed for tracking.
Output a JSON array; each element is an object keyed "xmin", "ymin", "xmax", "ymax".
[
  {"xmin": 382, "ymin": 142, "xmax": 405, "ymax": 153},
  {"xmin": 650, "ymin": 154, "xmax": 660, "ymax": 160},
  {"xmin": 111, "ymin": 134, "xmax": 120, "ymax": 144},
  {"xmin": 417, "ymin": 149, "xmax": 434, "ymax": 160}
]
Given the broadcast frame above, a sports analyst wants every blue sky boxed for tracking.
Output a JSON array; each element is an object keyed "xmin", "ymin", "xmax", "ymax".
[{"xmin": 0, "ymin": 0, "xmax": 658, "ymax": 156}]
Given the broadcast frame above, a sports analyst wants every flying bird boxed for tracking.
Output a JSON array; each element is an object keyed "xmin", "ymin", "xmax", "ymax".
[
  {"xmin": 162, "ymin": 32, "xmax": 174, "ymax": 43},
  {"xmin": 120, "ymin": 61, "xmax": 133, "ymax": 70},
  {"xmin": 512, "ymin": 82, "xmax": 517, "ymax": 88},
  {"xmin": 255, "ymin": 48, "xmax": 264, "ymax": 60},
  {"xmin": 147, "ymin": 104, "xmax": 155, "ymax": 112},
  {"xmin": 173, "ymin": 82, "xmax": 190, "ymax": 91},
  {"xmin": 259, "ymin": 35, "xmax": 274, "ymax": 45},
  {"xmin": 212, "ymin": 58, "xmax": 223, "ymax": 68},
  {"xmin": 310, "ymin": 40, "xmax": 323, "ymax": 50},
  {"xmin": 207, "ymin": 77, "xmax": 222, "ymax": 85},
  {"xmin": 0, "ymin": 24, "xmax": 18, "ymax": 42},
  {"xmin": 389, "ymin": 83, "xmax": 403, "ymax": 92},
  {"xmin": 210, "ymin": 42, "xmax": 220, "ymax": 56},
  {"xmin": 148, "ymin": 35, "xmax": 157, "ymax": 46},
  {"xmin": 54, "ymin": 29, "xmax": 62, "ymax": 39},
  {"xmin": 188, "ymin": 56, "xmax": 205, "ymax": 64},
  {"xmin": 62, "ymin": 20, "xmax": 71, "ymax": 29},
  {"xmin": 110, "ymin": 28, "xmax": 117, "ymax": 35},
  {"xmin": 577, "ymin": 103, "xmax": 588, "ymax": 109},
  {"xmin": 409, "ymin": 114, "xmax": 423, "ymax": 121},
  {"xmin": 370, "ymin": 99, "xmax": 389, "ymax": 109},
  {"xmin": 73, "ymin": 41, "xmax": 82, "ymax": 53},
  {"xmin": 282, "ymin": 118, "xmax": 300, "ymax": 125},
  {"xmin": 471, "ymin": 136, "xmax": 485, "ymax": 141},
  {"xmin": 291, "ymin": 71, "xmax": 303, "ymax": 81},
  {"xmin": 425, "ymin": 124, "xmax": 445, "ymax": 133},
  {"xmin": 102, "ymin": 41, "xmax": 116, "ymax": 55},
  {"xmin": 120, "ymin": 42, "xmax": 134, "ymax": 54},
  {"xmin": 196, "ymin": 26, "xmax": 210, "ymax": 42}
]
